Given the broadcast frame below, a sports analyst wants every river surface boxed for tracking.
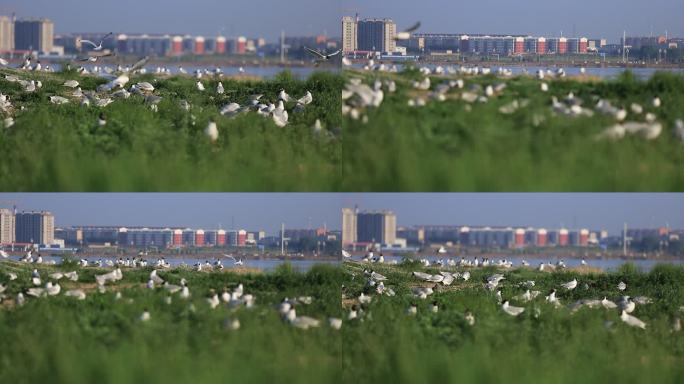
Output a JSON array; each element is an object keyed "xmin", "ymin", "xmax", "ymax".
[
  {"xmin": 4, "ymin": 255, "xmax": 339, "ymax": 272},
  {"xmin": 346, "ymin": 254, "xmax": 684, "ymax": 272}
]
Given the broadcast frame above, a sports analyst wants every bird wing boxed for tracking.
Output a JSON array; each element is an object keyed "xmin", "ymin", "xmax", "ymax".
[
  {"xmin": 403, "ymin": 21, "xmax": 421, "ymax": 33},
  {"xmin": 223, "ymin": 254, "xmax": 237, "ymax": 261},
  {"xmin": 326, "ymin": 49, "xmax": 342, "ymax": 58},
  {"xmin": 304, "ymin": 47, "xmax": 326, "ymax": 59},
  {"xmin": 79, "ymin": 39, "xmax": 99, "ymax": 48},
  {"xmin": 101, "ymin": 32, "xmax": 114, "ymax": 42},
  {"xmin": 128, "ymin": 56, "xmax": 150, "ymax": 73}
]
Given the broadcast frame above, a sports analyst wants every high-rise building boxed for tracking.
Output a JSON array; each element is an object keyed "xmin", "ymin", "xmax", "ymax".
[
  {"xmin": 15, "ymin": 211, "xmax": 54, "ymax": 245},
  {"xmin": 342, "ymin": 16, "xmax": 357, "ymax": 53},
  {"xmin": 342, "ymin": 208, "xmax": 357, "ymax": 246},
  {"xmin": 0, "ymin": 15, "xmax": 14, "ymax": 52},
  {"xmin": 356, "ymin": 210, "xmax": 396, "ymax": 245},
  {"xmin": 357, "ymin": 18, "xmax": 396, "ymax": 52},
  {"xmin": 0, "ymin": 208, "xmax": 15, "ymax": 244},
  {"xmin": 14, "ymin": 18, "xmax": 54, "ymax": 52}
]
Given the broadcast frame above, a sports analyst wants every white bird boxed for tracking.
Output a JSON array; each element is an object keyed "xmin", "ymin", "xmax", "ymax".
[
  {"xmin": 78, "ymin": 33, "xmax": 113, "ymax": 51},
  {"xmin": 561, "ymin": 278, "xmax": 577, "ymax": 290},
  {"xmin": 464, "ymin": 310, "xmax": 475, "ymax": 326},
  {"xmin": 63, "ymin": 80, "xmax": 79, "ymax": 88},
  {"xmin": 617, "ymin": 281, "xmax": 627, "ymax": 291},
  {"xmin": 140, "ymin": 309, "xmax": 151, "ymax": 322},
  {"xmin": 224, "ymin": 318, "xmax": 240, "ymax": 330},
  {"xmin": 394, "ymin": 21, "xmax": 421, "ymax": 41},
  {"xmin": 0, "ymin": 250, "xmax": 8, "ymax": 258},
  {"xmin": 64, "ymin": 271, "xmax": 78, "ymax": 281},
  {"xmin": 619, "ymin": 296, "xmax": 635, "ymax": 313},
  {"xmin": 207, "ymin": 289, "xmax": 220, "ymax": 309},
  {"xmin": 297, "ymin": 91, "xmax": 313, "ymax": 106},
  {"xmin": 205, "ymin": 119, "xmax": 219, "ymax": 142},
  {"xmin": 303, "ymin": 47, "xmax": 341, "ymax": 61},
  {"xmin": 328, "ymin": 317, "xmax": 342, "ymax": 330},
  {"xmin": 278, "ymin": 89, "xmax": 291, "ymax": 102},
  {"xmin": 652, "ymin": 97, "xmax": 661, "ymax": 108},
  {"xmin": 196, "ymin": 81, "xmax": 205, "ymax": 91},
  {"xmin": 216, "ymin": 82, "xmax": 224, "ymax": 95},
  {"xmin": 65, "ymin": 289, "xmax": 86, "ymax": 300},
  {"xmin": 7, "ymin": 272, "xmax": 17, "ymax": 281},
  {"xmin": 620, "ymin": 310, "xmax": 646, "ymax": 329},
  {"xmin": 406, "ymin": 303, "xmax": 418, "ymax": 316},
  {"xmin": 601, "ymin": 297, "xmax": 618, "ymax": 309},
  {"xmin": 98, "ymin": 113, "xmax": 107, "ymax": 127},
  {"xmin": 502, "ymin": 300, "xmax": 525, "ymax": 316},
  {"xmin": 348, "ymin": 305, "xmax": 358, "ymax": 320}
]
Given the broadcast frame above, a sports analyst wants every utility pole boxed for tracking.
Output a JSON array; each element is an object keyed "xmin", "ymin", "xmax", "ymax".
[
  {"xmin": 623, "ymin": 222, "xmax": 628, "ymax": 257},
  {"xmin": 280, "ymin": 30, "xmax": 285, "ymax": 63},
  {"xmin": 622, "ymin": 30, "xmax": 626, "ymax": 63}
]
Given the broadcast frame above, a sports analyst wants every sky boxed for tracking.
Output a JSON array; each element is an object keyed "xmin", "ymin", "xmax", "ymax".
[
  {"xmin": 1, "ymin": 194, "xmax": 682, "ymax": 235},
  {"xmin": 342, "ymin": 0, "xmax": 684, "ymax": 43},
  {"xmin": 7, "ymin": 0, "xmax": 339, "ymax": 41}
]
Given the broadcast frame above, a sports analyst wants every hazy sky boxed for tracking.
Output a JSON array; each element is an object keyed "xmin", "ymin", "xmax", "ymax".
[
  {"xmin": 1, "ymin": 194, "xmax": 682, "ymax": 235},
  {"xmin": 342, "ymin": 0, "xmax": 684, "ymax": 42},
  {"xmin": 8, "ymin": 0, "xmax": 339, "ymax": 41}
]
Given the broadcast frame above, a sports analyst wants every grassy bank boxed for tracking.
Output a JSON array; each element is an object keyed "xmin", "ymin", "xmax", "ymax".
[
  {"xmin": 0, "ymin": 261, "xmax": 343, "ymax": 384},
  {"xmin": 0, "ymin": 68, "xmax": 342, "ymax": 191},
  {"xmin": 342, "ymin": 69, "xmax": 684, "ymax": 191},
  {"xmin": 342, "ymin": 260, "xmax": 684, "ymax": 383}
]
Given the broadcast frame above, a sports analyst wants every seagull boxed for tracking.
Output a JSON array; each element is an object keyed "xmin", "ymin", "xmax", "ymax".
[
  {"xmin": 140, "ymin": 308, "xmax": 151, "ymax": 322},
  {"xmin": 65, "ymin": 289, "xmax": 86, "ymax": 300},
  {"xmin": 205, "ymin": 119, "xmax": 218, "ymax": 142},
  {"xmin": 464, "ymin": 310, "xmax": 475, "ymax": 326},
  {"xmin": 619, "ymin": 296, "xmax": 635, "ymax": 313},
  {"xmin": 278, "ymin": 89, "xmax": 291, "ymax": 102},
  {"xmin": 394, "ymin": 22, "xmax": 421, "ymax": 41},
  {"xmin": 78, "ymin": 32, "xmax": 113, "ymax": 51},
  {"xmin": 328, "ymin": 318, "xmax": 342, "ymax": 330},
  {"xmin": 617, "ymin": 281, "xmax": 627, "ymax": 291},
  {"xmin": 502, "ymin": 300, "xmax": 525, "ymax": 316},
  {"xmin": 342, "ymin": 250, "xmax": 351, "ymax": 258},
  {"xmin": 406, "ymin": 303, "xmax": 418, "ymax": 316},
  {"xmin": 63, "ymin": 80, "xmax": 79, "ymax": 88},
  {"xmin": 217, "ymin": 82, "xmax": 224, "ymax": 94},
  {"xmin": 431, "ymin": 301, "xmax": 439, "ymax": 313},
  {"xmin": 580, "ymin": 259, "xmax": 587, "ymax": 266},
  {"xmin": 601, "ymin": 297, "xmax": 617, "ymax": 309},
  {"xmin": 620, "ymin": 310, "xmax": 646, "ymax": 329},
  {"xmin": 561, "ymin": 278, "xmax": 577, "ymax": 290},
  {"xmin": 285, "ymin": 308, "xmax": 321, "ymax": 330},
  {"xmin": 297, "ymin": 91, "xmax": 313, "ymax": 106},
  {"xmin": 207, "ymin": 289, "xmax": 220, "ymax": 309},
  {"xmin": 196, "ymin": 81, "xmax": 205, "ymax": 91},
  {"xmin": 224, "ymin": 318, "xmax": 241, "ymax": 330},
  {"xmin": 348, "ymin": 305, "xmax": 358, "ymax": 320},
  {"xmin": 97, "ymin": 113, "xmax": 107, "ymax": 127},
  {"xmin": 304, "ymin": 47, "xmax": 341, "ymax": 61},
  {"xmin": 0, "ymin": 250, "xmax": 8, "ymax": 258}
]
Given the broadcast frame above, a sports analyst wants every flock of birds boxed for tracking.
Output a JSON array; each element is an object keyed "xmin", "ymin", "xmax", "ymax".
[
  {"xmin": 343, "ymin": 252, "xmax": 683, "ymax": 333},
  {"xmin": 343, "ymin": 60, "xmax": 684, "ymax": 142},
  {"xmin": 0, "ymin": 250, "xmax": 343, "ymax": 332},
  {"xmin": 0, "ymin": 54, "xmax": 331, "ymax": 139}
]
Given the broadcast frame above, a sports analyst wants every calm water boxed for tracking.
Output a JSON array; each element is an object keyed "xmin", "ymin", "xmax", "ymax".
[
  {"xmin": 5, "ymin": 255, "xmax": 339, "ymax": 272},
  {"xmin": 348, "ymin": 254, "xmax": 684, "ymax": 272},
  {"xmin": 350, "ymin": 63, "xmax": 684, "ymax": 79},
  {"xmin": 46, "ymin": 64, "xmax": 331, "ymax": 79}
]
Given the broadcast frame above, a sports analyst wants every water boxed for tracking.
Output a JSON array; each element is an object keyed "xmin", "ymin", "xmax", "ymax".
[
  {"xmin": 347, "ymin": 254, "xmax": 684, "ymax": 272},
  {"xmin": 350, "ymin": 63, "xmax": 684, "ymax": 79},
  {"xmin": 5, "ymin": 255, "xmax": 339, "ymax": 272},
  {"xmin": 51, "ymin": 64, "xmax": 330, "ymax": 79}
]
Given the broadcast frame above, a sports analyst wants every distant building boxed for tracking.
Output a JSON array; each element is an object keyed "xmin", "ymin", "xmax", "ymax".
[
  {"xmin": 0, "ymin": 208, "xmax": 15, "ymax": 244},
  {"xmin": 14, "ymin": 18, "xmax": 53, "ymax": 53},
  {"xmin": 342, "ymin": 208, "xmax": 357, "ymax": 246},
  {"xmin": 0, "ymin": 15, "xmax": 14, "ymax": 52},
  {"xmin": 357, "ymin": 18, "xmax": 396, "ymax": 53},
  {"xmin": 342, "ymin": 16, "xmax": 357, "ymax": 53},
  {"xmin": 15, "ymin": 211, "xmax": 54, "ymax": 245},
  {"xmin": 356, "ymin": 210, "xmax": 396, "ymax": 245}
]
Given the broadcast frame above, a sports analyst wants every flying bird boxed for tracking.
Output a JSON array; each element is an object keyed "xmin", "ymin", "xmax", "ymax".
[
  {"xmin": 394, "ymin": 22, "xmax": 421, "ymax": 40},
  {"xmin": 78, "ymin": 32, "xmax": 113, "ymax": 51},
  {"xmin": 304, "ymin": 47, "xmax": 341, "ymax": 61}
]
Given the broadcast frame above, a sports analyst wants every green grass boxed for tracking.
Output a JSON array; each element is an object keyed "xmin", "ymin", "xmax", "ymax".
[
  {"xmin": 0, "ymin": 68, "xmax": 342, "ymax": 191},
  {"xmin": 342, "ymin": 69, "xmax": 684, "ymax": 191},
  {"xmin": 0, "ymin": 261, "xmax": 343, "ymax": 384},
  {"xmin": 341, "ymin": 261, "xmax": 684, "ymax": 383}
]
